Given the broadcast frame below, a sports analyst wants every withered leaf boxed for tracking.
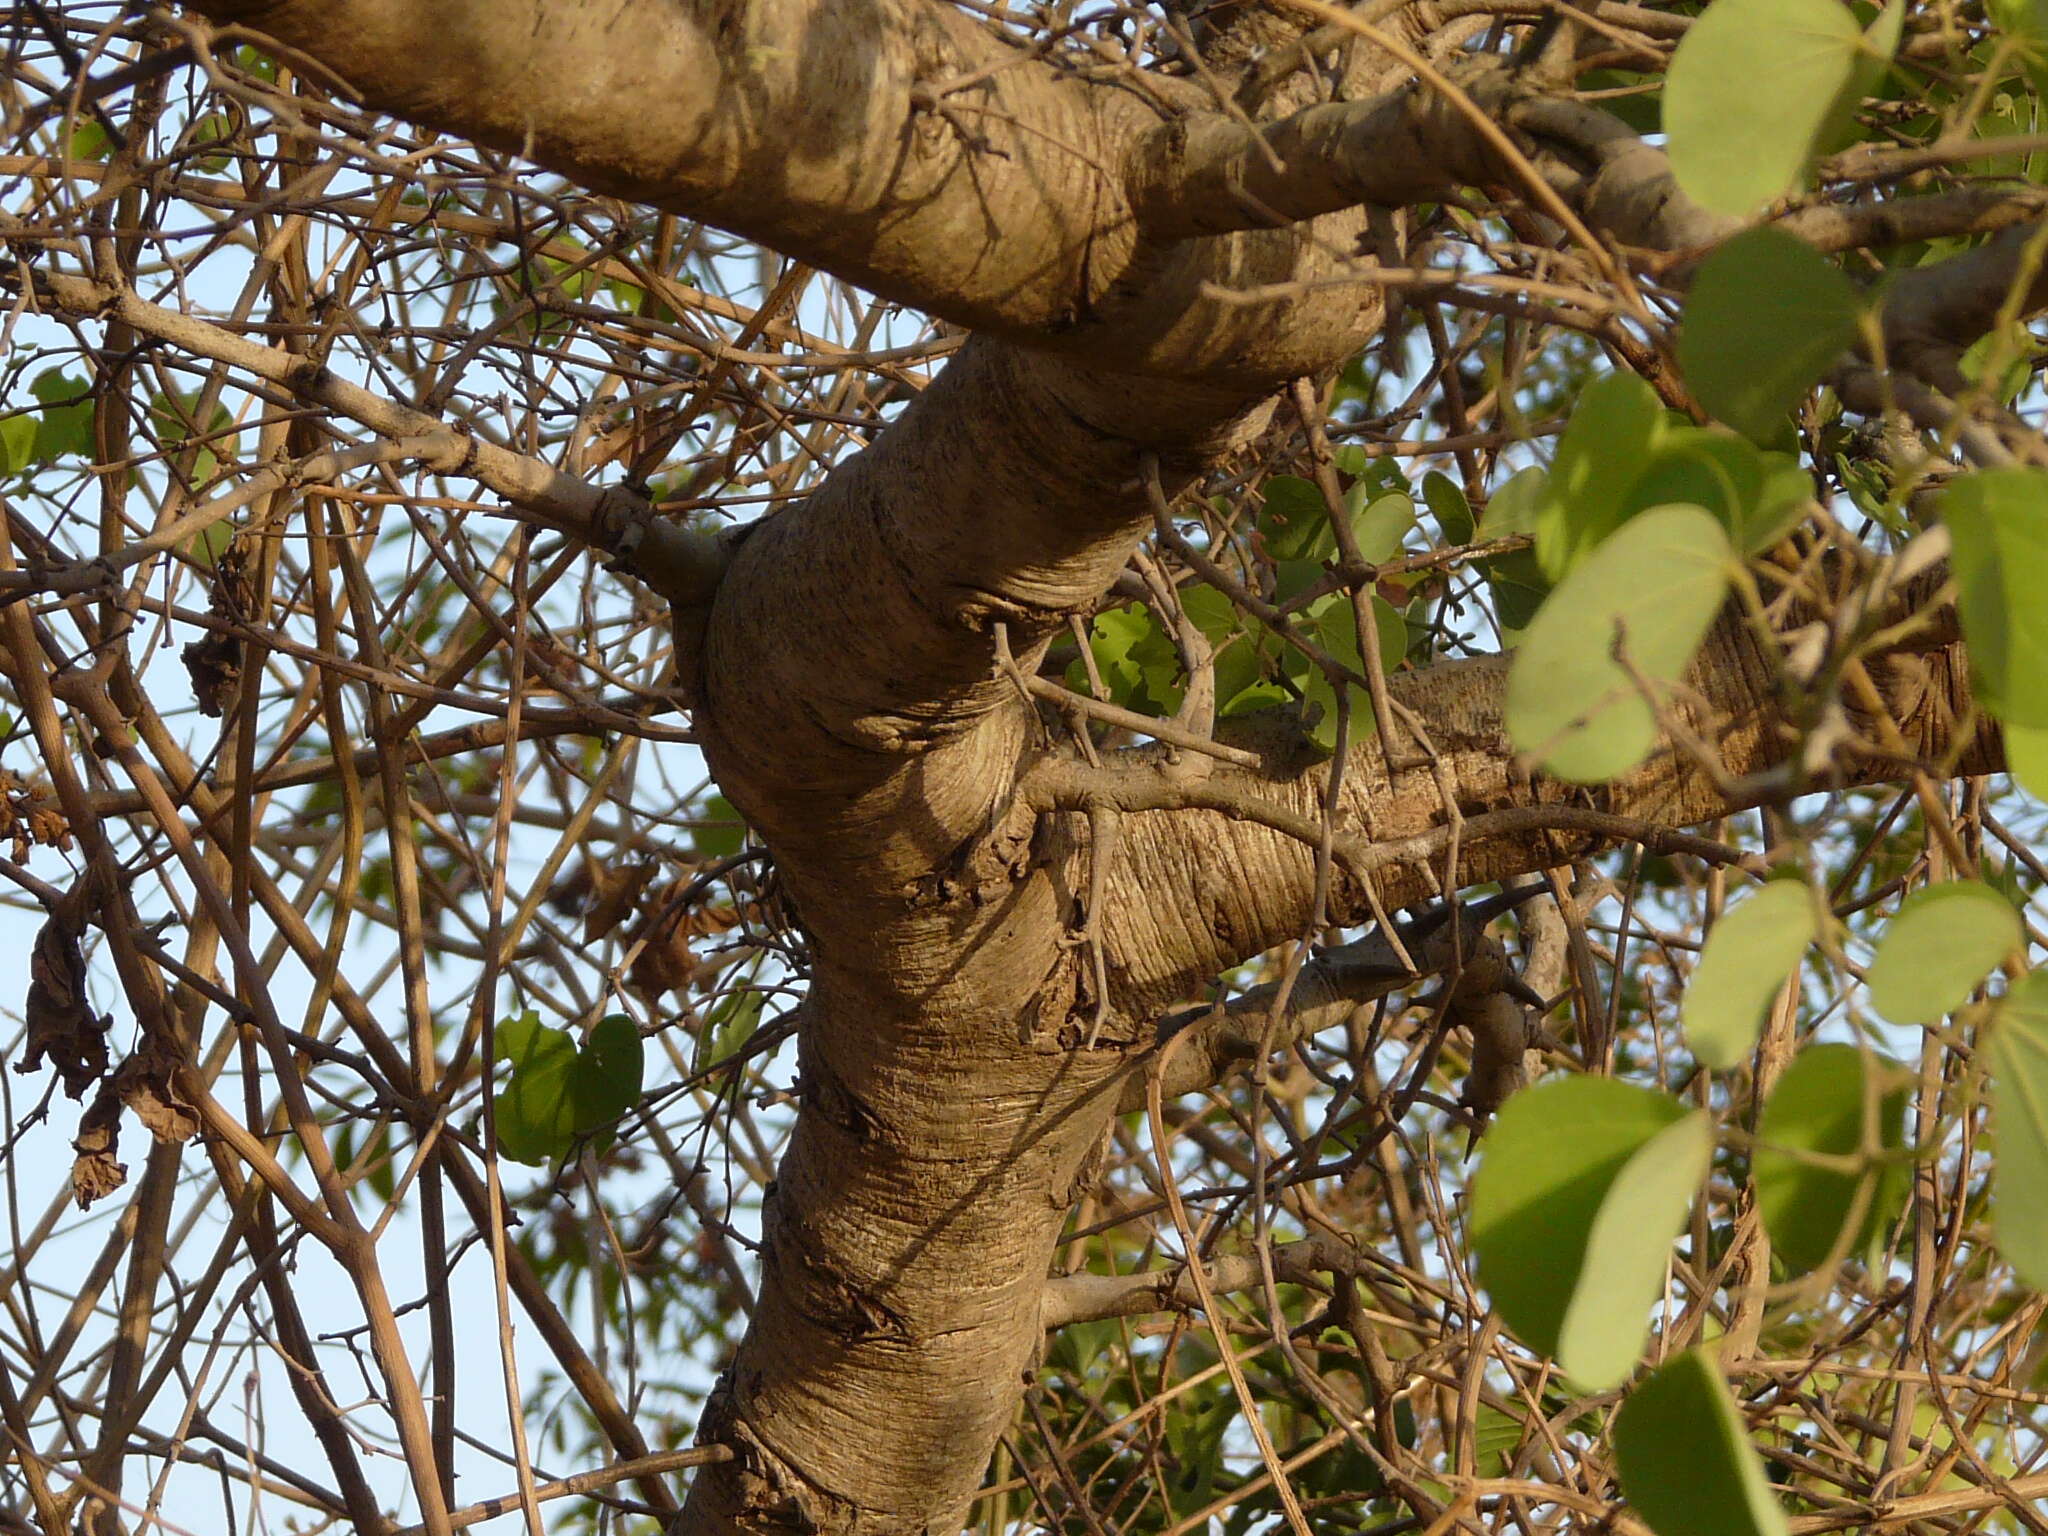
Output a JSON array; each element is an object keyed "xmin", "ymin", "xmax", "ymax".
[
  {"xmin": 21, "ymin": 893, "xmax": 111, "ymax": 1099},
  {"xmin": 115, "ymin": 1042, "xmax": 200, "ymax": 1144},
  {"xmin": 70, "ymin": 1083, "xmax": 127, "ymax": 1209},
  {"xmin": 182, "ymin": 540, "xmax": 253, "ymax": 718},
  {"xmin": 0, "ymin": 772, "xmax": 69, "ymax": 861},
  {"xmin": 585, "ymin": 857, "xmax": 659, "ymax": 944},
  {"xmin": 181, "ymin": 631, "xmax": 243, "ymax": 718}
]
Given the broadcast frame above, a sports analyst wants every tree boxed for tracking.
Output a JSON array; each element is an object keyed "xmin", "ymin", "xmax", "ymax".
[{"xmin": 1, "ymin": 1, "xmax": 2045, "ymax": 1533}]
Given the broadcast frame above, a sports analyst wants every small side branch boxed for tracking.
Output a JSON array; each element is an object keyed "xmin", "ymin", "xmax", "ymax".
[{"xmin": 17, "ymin": 271, "xmax": 732, "ymax": 606}]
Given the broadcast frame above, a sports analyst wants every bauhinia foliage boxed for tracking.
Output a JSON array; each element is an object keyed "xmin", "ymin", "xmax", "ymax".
[{"xmin": 2, "ymin": 2, "xmax": 2047, "ymax": 1534}]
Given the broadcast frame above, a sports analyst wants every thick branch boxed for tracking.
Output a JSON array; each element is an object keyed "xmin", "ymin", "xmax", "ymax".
[
  {"xmin": 1099, "ymin": 616, "xmax": 1999, "ymax": 1017},
  {"xmin": 184, "ymin": 0, "xmax": 1147, "ymax": 336}
]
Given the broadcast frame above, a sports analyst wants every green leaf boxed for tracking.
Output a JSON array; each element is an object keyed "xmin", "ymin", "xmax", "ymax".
[
  {"xmin": 1666, "ymin": 0, "xmax": 1897, "ymax": 216},
  {"xmin": 491, "ymin": 1010, "xmax": 645, "ymax": 1166},
  {"xmin": 0, "ymin": 414, "xmax": 36, "ymax": 476},
  {"xmin": 1614, "ymin": 1349, "xmax": 1789, "ymax": 1536},
  {"xmin": 1558, "ymin": 1110, "xmax": 1715, "ymax": 1390},
  {"xmin": 697, "ymin": 988, "xmax": 764, "ymax": 1071},
  {"xmin": 1991, "ymin": 0, "xmax": 2048, "ymax": 94},
  {"xmin": 181, "ymin": 522, "xmax": 235, "ymax": 569},
  {"xmin": 1942, "ymin": 469, "xmax": 2048, "ymax": 729},
  {"xmin": 1471, "ymin": 1077, "xmax": 1687, "ymax": 1370},
  {"xmin": 1257, "ymin": 476, "xmax": 1331, "ymax": 561},
  {"xmin": 1683, "ymin": 881, "xmax": 1818, "ymax": 1071},
  {"xmin": 1622, "ymin": 430, "xmax": 1758, "ymax": 533},
  {"xmin": 1618, "ymin": 432, "xmax": 1813, "ymax": 556},
  {"xmin": 1506, "ymin": 505, "xmax": 1732, "ymax": 783},
  {"xmin": 188, "ymin": 112, "xmax": 237, "ymax": 174},
  {"xmin": 578, "ymin": 1014, "xmax": 645, "ymax": 1127},
  {"xmin": 1294, "ymin": 594, "xmax": 1404, "ymax": 754},
  {"xmin": 66, "ymin": 120, "xmax": 113, "ymax": 162},
  {"xmin": 1679, "ymin": 230, "xmax": 1861, "ymax": 443},
  {"xmin": 1989, "ymin": 970, "xmax": 2048, "ymax": 1288},
  {"xmin": 2010, "ymin": 720, "xmax": 2048, "ymax": 802},
  {"xmin": 1423, "ymin": 471, "xmax": 1475, "ymax": 547},
  {"xmin": 30, "ymin": 370, "xmax": 93, "ymax": 462},
  {"xmin": 1469, "ymin": 1403, "xmax": 1525, "ymax": 1479},
  {"xmin": 1865, "ymin": 883, "xmax": 2022, "ymax": 1024},
  {"xmin": 1537, "ymin": 372, "xmax": 1667, "ymax": 581},
  {"xmin": 1351, "ymin": 492, "xmax": 1415, "ymax": 565},
  {"xmin": 149, "ymin": 390, "xmax": 231, "ymax": 484},
  {"xmin": 690, "ymin": 793, "xmax": 749, "ymax": 860},
  {"xmin": 1745, "ymin": 457, "xmax": 1818, "ymax": 554},
  {"xmin": 1481, "ymin": 465, "xmax": 1547, "ymax": 539},
  {"xmin": 1479, "ymin": 466, "xmax": 1553, "ymax": 643},
  {"xmin": 233, "ymin": 45, "xmax": 280, "ymax": 82},
  {"xmin": 1067, "ymin": 602, "xmax": 1180, "ymax": 714},
  {"xmin": 491, "ymin": 1011, "xmax": 579, "ymax": 1166},
  {"xmin": 1960, "ymin": 322, "xmax": 2040, "ymax": 406},
  {"xmin": 1181, "ymin": 584, "xmax": 1267, "ymax": 712},
  {"xmin": 1753, "ymin": 1043, "xmax": 1910, "ymax": 1276}
]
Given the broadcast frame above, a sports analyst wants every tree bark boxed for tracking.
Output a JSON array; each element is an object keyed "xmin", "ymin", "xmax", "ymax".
[{"xmin": 146, "ymin": 3, "xmax": 2038, "ymax": 1529}]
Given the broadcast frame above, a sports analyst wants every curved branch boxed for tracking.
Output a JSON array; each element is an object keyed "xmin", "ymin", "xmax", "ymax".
[
  {"xmin": 1099, "ymin": 615, "xmax": 2000, "ymax": 1016},
  {"xmin": 183, "ymin": 0, "xmax": 1150, "ymax": 336}
]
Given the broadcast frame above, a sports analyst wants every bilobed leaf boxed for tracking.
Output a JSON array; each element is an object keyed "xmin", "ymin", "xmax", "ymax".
[
  {"xmin": 1557, "ymin": 1110, "xmax": 1715, "ymax": 1390},
  {"xmin": 491, "ymin": 1010, "xmax": 646, "ymax": 1166},
  {"xmin": 1865, "ymin": 883, "xmax": 2022, "ymax": 1024},
  {"xmin": 1666, "ymin": 0, "xmax": 1897, "ymax": 216},
  {"xmin": 1614, "ymin": 1349, "xmax": 1789, "ymax": 1536},
  {"xmin": 1679, "ymin": 230, "xmax": 1861, "ymax": 443},
  {"xmin": 1753, "ymin": 1043, "xmax": 1911, "ymax": 1276},
  {"xmin": 1989, "ymin": 971, "xmax": 2048, "ymax": 1288},
  {"xmin": 1537, "ymin": 371, "xmax": 1666, "ymax": 581},
  {"xmin": 1506, "ymin": 505, "xmax": 1732, "ymax": 783},
  {"xmin": 1470, "ymin": 1077, "xmax": 1686, "ymax": 1367},
  {"xmin": 1942, "ymin": 469, "xmax": 2048, "ymax": 729},
  {"xmin": 1682, "ymin": 881, "xmax": 1818, "ymax": 1070}
]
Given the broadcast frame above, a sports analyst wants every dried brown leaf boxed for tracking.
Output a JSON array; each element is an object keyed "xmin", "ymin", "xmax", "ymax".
[
  {"xmin": 20, "ymin": 893, "xmax": 111, "ymax": 1099},
  {"xmin": 70, "ymin": 1084, "xmax": 127, "ymax": 1209},
  {"xmin": 115, "ymin": 1042, "xmax": 200, "ymax": 1144}
]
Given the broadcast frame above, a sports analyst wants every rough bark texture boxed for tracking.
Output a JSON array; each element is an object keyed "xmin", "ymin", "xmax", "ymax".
[{"xmin": 162, "ymin": 3, "xmax": 2032, "ymax": 1530}]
